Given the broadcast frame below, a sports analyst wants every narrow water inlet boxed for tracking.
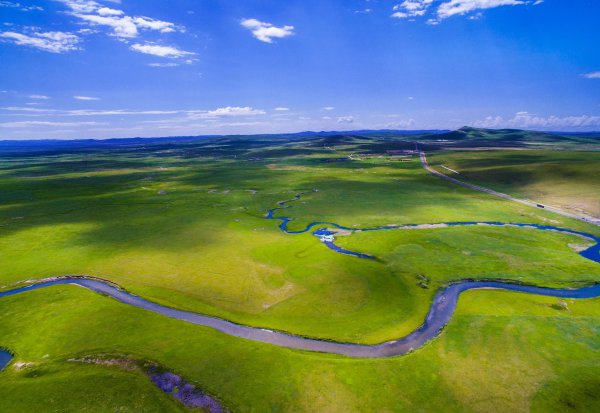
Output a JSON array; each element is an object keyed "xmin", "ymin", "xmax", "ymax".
[{"xmin": 0, "ymin": 350, "xmax": 13, "ymax": 371}]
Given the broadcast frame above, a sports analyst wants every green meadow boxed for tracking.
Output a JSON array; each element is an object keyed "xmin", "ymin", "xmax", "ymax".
[{"xmin": 1, "ymin": 133, "xmax": 600, "ymax": 412}]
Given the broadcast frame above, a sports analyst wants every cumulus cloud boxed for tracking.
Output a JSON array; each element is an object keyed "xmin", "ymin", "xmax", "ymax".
[
  {"xmin": 132, "ymin": 16, "xmax": 176, "ymax": 32},
  {"xmin": 72, "ymin": 14, "xmax": 134, "ymax": 37},
  {"xmin": 58, "ymin": 0, "xmax": 98, "ymax": 13},
  {"xmin": 240, "ymin": 18, "xmax": 294, "ymax": 43},
  {"xmin": 59, "ymin": 0, "xmax": 181, "ymax": 38},
  {"xmin": 392, "ymin": 0, "xmax": 433, "ymax": 19},
  {"xmin": 130, "ymin": 43, "xmax": 193, "ymax": 58},
  {"xmin": 274, "ymin": 107, "xmax": 289, "ymax": 111},
  {"xmin": 323, "ymin": 106, "xmax": 335, "ymax": 111},
  {"xmin": 73, "ymin": 95, "xmax": 99, "ymax": 100},
  {"xmin": 96, "ymin": 7, "xmax": 123, "ymax": 16},
  {"xmin": 473, "ymin": 111, "xmax": 600, "ymax": 130},
  {"xmin": 583, "ymin": 71, "xmax": 600, "ymax": 79},
  {"xmin": 0, "ymin": 30, "xmax": 80, "ymax": 53},
  {"xmin": 29, "ymin": 94, "xmax": 50, "ymax": 99}
]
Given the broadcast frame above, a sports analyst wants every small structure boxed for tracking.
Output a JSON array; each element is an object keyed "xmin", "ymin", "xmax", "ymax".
[
  {"xmin": 314, "ymin": 229, "xmax": 335, "ymax": 243},
  {"xmin": 319, "ymin": 234, "xmax": 335, "ymax": 242}
]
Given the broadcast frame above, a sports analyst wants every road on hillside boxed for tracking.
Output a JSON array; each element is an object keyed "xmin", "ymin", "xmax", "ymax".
[{"xmin": 417, "ymin": 146, "xmax": 600, "ymax": 227}]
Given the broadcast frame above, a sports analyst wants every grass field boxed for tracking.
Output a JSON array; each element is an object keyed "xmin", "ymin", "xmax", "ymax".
[
  {"xmin": 428, "ymin": 150, "xmax": 600, "ymax": 218},
  {"xmin": 1, "ymin": 285, "xmax": 599, "ymax": 412},
  {"xmin": 1, "ymin": 132, "xmax": 600, "ymax": 411}
]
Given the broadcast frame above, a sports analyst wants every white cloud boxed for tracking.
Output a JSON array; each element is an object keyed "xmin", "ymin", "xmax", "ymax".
[
  {"xmin": 205, "ymin": 106, "xmax": 266, "ymax": 117},
  {"xmin": 147, "ymin": 62, "xmax": 179, "ymax": 68},
  {"xmin": 392, "ymin": 0, "xmax": 539, "ymax": 22},
  {"xmin": 132, "ymin": 16, "xmax": 176, "ymax": 33},
  {"xmin": 0, "ymin": 30, "xmax": 80, "ymax": 53},
  {"xmin": 274, "ymin": 107, "xmax": 289, "ymax": 111},
  {"xmin": 96, "ymin": 7, "xmax": 123, "ymax": 16},
  {"xmin": 392, "ymin": 0, "xmax": 433, "ymax": 19},
  {"xmin": 29, "ymin": 94, "xmax": 50, "ymax": 99},
  {"xmin": 58, "ymin": 0, "xmax": 99, "ymax": 14},
  {"xmin": 0, "ymin": 106, "xmax": 177, "ymax": 116},
  {"xmin": 59, "ymin": 0, "xmax": 181, "ymax": 38},
  {"xmin": 0, "ymin": 120, "xmax": 102, "ymax": 128},
  {"xmin": 240, "ymin": 18, "xmax": 294, "ymax": 43},
  {"xmin": 437, "ymin": 0, "xmax": 526, "ymax": 19},
  {"xmin": 323, "ymin": 106, "xmax": 335, "ymax": 111},
  {"xmin": 0, "ymin": 106, "xmax": 269, "ymax": 125},
  {"xmin": 0, "ymin": 1, "xmax": 43, "ymax": 11},
  {"xmin": 583, "ymin": 71, "xmax": 600, "ymax": 79},
  {"xmin": 2, "ymin": 106, "xmax": 55, "ymax": 112},
  {"xmin": 73, "ymin": 95, "xmax": 100, "ymax": 100},
  {"xmin": 65, "ymin": 109, "xmax": 178, "ymax": 116},
  {"xmin": 130, "ymin": 43, "xmax": 193, "ymax": 58},
  {"xmin": 473, "ymin": 111, "xmax": 600, "ymax": 130},
  {"xmin": 73, "ymin": 14, "xmax": 139, "ymax": 37},
  {"xmin": 337, "ymin": 116, "xmax": 354, "ymax": 124}
]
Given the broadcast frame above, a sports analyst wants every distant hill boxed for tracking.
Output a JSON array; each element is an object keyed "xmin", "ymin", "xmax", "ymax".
[
  {"xmin": 1, "ymin": 127, "xmax": 599, "ymax": 156},
  {"xmin": 419, "ymin": 126, "xmax": 600, "ymax": 148}
]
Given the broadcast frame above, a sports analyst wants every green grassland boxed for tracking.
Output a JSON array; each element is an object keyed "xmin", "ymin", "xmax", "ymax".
[
  {"xmin": 1, "ymin": 132, "xmax": 600, "ymax": 411},
  {"xmin": 1, "ymin": 285, "xmax": 599, "ymax": 412},
  {"xmin": 428, "ymin": 150, "xmax": 600, "ymax": 218}
]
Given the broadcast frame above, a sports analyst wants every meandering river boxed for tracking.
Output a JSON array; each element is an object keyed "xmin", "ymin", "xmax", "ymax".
[
  {"xmin": 0, "ymin": 193, "xmax": 598, "ymax": 358},
  {"xmin": 1, "ymin": 277, "xmax": 599, "ymax": 358}
]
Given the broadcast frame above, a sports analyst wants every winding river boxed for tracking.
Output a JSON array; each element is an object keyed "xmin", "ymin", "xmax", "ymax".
[
  {"xmin": 0, "ymin": 193, "xmax": 599, "ymax": 358},
  {"xmin": 1, "ymin": 277, "xmax": 599, "ymax": 358},
  {"xmin": 266, "ymin": 191, "xmax": 600, "ymax": 264}
]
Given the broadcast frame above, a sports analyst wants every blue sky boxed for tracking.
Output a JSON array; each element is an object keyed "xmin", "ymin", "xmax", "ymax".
[{"xmin": 1, "ymin": 0, "xmax": 599, "ymax": 139}]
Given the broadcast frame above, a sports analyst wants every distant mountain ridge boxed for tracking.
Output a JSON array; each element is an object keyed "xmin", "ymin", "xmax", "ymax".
[{"xmin": 0, "ymin": 127, "xmax": 599, "ymax": 155}]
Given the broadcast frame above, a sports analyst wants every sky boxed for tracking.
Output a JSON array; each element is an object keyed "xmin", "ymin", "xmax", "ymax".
[{"xmin": 0, "ymin": 0, "xmax": 599, "ymax": 140}]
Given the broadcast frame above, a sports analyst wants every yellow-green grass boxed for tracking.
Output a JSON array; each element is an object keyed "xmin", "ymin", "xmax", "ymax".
[
  {"xmin": 0, "ymin": 285, "xmax": 599, "ymax": 412},
  {"xmin": 428, "ymin": 150, "xmax": 600, "ymax": 218}
]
